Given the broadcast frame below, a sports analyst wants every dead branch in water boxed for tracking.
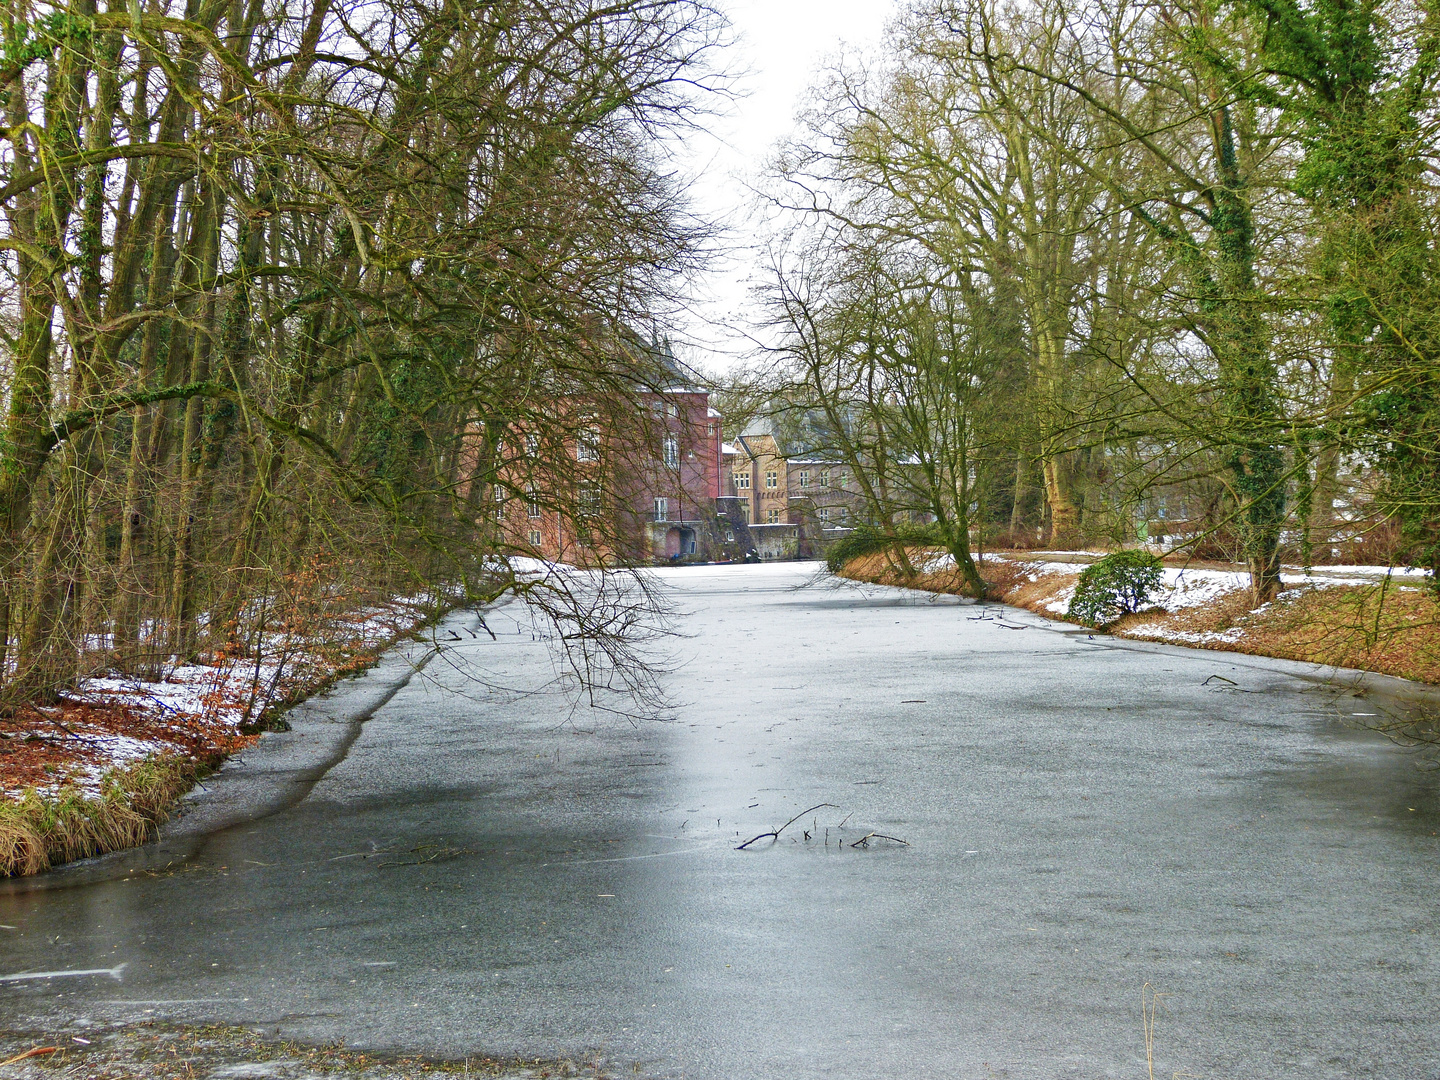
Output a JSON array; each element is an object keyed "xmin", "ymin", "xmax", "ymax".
[
  {"xmin": 736, "ymin": 803, "xmax": 838, "ymax": 850},
  {"xmin": 849, "ymin": 832, "xmax": 909, "ymax": 848}
]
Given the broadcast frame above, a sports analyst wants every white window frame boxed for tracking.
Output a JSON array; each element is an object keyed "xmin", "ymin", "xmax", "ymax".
[
  {"xmin": 577, "ymin": 428, "xmax": 600, "ymax": 462},
  {"xmin": 662, "ymin": 434, "xmax": 680, "ymax": 469},
  {"xmin": 654, "ymin": 497, "xmax": 669, "ymax": 522},
  {"xmin": 578, "ymin": 483, "xmax": 601, "ymax": 517}
]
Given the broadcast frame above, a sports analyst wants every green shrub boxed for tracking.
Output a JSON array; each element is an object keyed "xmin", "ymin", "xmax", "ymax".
[
  {"xmin": 824, "ymin": 522, "xmax": 945, "ymax": 573},
  {"xmin": 1067, "ymin": 549, "xmax": 1164, "ymax": 627}
]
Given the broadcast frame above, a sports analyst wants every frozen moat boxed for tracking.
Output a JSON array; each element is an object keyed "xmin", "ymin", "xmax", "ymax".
[{"xmin": 2, "ymin": 562, "xmax": 1438, "ymax": 1078}]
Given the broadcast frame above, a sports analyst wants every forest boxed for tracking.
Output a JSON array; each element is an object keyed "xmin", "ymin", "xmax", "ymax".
[
  {"xmin": 0, "ymin": 0, "xmax": 722, "ymax": 706},
  {"xmin": 744, "ymin": 0, "xmax": 1440, "ymax": 604}
]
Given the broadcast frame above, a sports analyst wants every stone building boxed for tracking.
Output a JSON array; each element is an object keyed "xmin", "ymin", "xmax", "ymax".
[{"xmin": 721, "ymin": 420, "xmax": 863, "ymax": 560}]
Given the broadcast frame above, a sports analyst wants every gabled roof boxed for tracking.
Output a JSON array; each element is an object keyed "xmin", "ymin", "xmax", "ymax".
[
  {"xmin": 740, "ymin": 415, "xmax": 775, "ymax": 439},
  {"xmin": 649, "ymin": 334, "xmax": 706, "ymax": 394}
]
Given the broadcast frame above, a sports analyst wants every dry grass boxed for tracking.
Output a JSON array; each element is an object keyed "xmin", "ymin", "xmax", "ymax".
[
  {"xmin": 0, "ymin": 755, "xmax": 205, "ymax": 877},
  {"xmin": 839, "ymin": 548, "xmax": 1440, "ymax": 687},
  {"xmin": 839, "ymin": 549, "xmax": 1026, "ymax": 597},
  {"xmin": 0, "ymin": 1021, "xmax": 613, "ymax": 1079},
  {"xmin": 1129, "ymin": 583, "xmax": 1440, "ymax": 685},
  {"xmin": 838, "ymin": 547, "xmax": 1075, "ymax": 608},
  {"xmin": 0, "ymin": 598, "xmax": 454, "ymax": 877}
]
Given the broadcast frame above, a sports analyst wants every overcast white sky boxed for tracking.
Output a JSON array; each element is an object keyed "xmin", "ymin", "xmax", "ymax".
[{"xmin": 668, "ymin": 0, "xmax": 898, "ymax": 374}]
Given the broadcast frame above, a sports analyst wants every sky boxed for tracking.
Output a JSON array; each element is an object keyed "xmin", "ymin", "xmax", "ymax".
[{"xmin": 668, "ymin": 0, "xmax": 898, "ymax": 374}]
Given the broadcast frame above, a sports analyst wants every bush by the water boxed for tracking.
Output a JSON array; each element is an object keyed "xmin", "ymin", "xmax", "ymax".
[
  {"xmin": 825, "ymin": 523, "xmax": 946, "ymax": 573},
  {"xmin": 1067, "ymin": 550, "xmax": 1164, "ymax": 626}
]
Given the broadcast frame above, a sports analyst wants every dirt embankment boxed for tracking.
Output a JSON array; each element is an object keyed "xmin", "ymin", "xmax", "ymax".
[{"xmin": 839, "ymin": 549, "xmax": 1440, "ymax": 687}]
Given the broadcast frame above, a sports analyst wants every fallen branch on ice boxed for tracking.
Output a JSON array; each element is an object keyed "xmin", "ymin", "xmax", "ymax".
[
  {"xmin": 736, "ymin": 803, "xmax": 838, "ymax": 850},
  {"xmin": 849, "ymin": 832, "xmax": 909, "ymax": 848}
]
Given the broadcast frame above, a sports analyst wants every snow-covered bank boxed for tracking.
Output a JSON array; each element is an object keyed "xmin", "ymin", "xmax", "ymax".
[
  {"xmin": 840, "ymin": 549, "xmax": 1440, "ymax": 686},
  {"xmin": 3, "ymin": 596, "xmax": 447, "ymax": 805},
  {"xmin": 0, "ymin": 582, "xmax": 492, "ymax": 876}
]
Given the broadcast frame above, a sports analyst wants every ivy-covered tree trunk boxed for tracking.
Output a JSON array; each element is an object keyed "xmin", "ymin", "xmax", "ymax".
[
  {"xmin": 1210, "ymin": 106, "xmax": 1285, "ymax": 602},
  {"xmin": 1242, "ymin": 0, "xmax": 1440, "ymax": 587}
]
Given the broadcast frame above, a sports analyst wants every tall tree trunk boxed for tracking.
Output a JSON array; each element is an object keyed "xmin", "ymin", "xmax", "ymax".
[
  {"xmin": 1, "ymin": 35, "xmax": 89, "ymax": 693},
  {"xmin": 1306, "ymin": 441, "xmax": 1341, "ymax": 561},
  {"xmin": 1209, "ymin": 105, "xmax": 1284, "ymax": 602},
  {"xmin": 1009, "ymin": 448, "xmax": 1027, "ymax": 536}
]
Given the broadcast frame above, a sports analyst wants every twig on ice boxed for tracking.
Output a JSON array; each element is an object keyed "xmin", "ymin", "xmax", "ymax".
[
  {"xmin": 736, "ymin": 803, "xmax": 838, "ymax": 850},
  {"xmin": 1, "ymin": 1048, "xmax": 59, "ymax": 1067},
  {"xmin": 849, "ymin": 832, "xmax": 909, "ymax": 848}
]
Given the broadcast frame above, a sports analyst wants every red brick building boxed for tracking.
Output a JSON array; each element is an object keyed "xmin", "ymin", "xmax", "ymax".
[
  {"xmin": 496, "ymin": 337, "xmax": 729, "ymax": 565},
  {"xmin": 622, "ymin": 342, "xmax": 724, "ymax": 561}
]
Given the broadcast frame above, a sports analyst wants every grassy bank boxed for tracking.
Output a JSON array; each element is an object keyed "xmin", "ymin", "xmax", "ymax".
[
  {"xmin": 838, "ymin": 549, "xmax": 1440, "ymax": 686},
  {"xmin": 0, "ymin": 754, "xmax": 213, "ymax": 877},
  {"xmin": 1, "ymin": 594, "xmax": 463, "ymax": 877}
]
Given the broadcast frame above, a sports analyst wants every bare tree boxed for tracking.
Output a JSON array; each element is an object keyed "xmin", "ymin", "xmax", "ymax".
[{"xmin": 0, "ymin": 0, "xmax": 727, "ymax": 706}]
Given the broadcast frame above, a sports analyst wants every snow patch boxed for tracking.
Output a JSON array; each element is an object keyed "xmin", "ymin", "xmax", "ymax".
[{"xmin": 1124, "ymin": 623, "xmax": 1247, "ymax": 645}]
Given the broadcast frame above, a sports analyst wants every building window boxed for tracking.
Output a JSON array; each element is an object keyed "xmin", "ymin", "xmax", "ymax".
[
  {"xmin": 765, "ymin": 470, "xmax": 778, "ymax": 489},
  {"xmin": 578, "ymin": 483, "xmax": 601, "ymax": 517},
  {"xmin": 663, "ymin": 434, "xmax": 679, "ymax": 468},
  {"xmin": 798, "ymin": 470, "xmax": 810, "ymax": 488},
  {"xmin": 820, "ymin": 469, "xmax": 830, "ymax": 488},
  {"xmin": 493, "ymin": 483, "xmax": 506, "ymax": 520},
  {"xmin": 529, "ymin": 529, "xmax": 542, "ymax": 547},
  {"xmin": 734, "ymin": 472, "xmax": 750, "ymax": 490},
  {"xmin": 654, "ymin": 497, "xmax": 669, "ymax": 522},
  {"xmin": 526, "ymin": 432, "xmax": 539, "ymax": 455},
  {"xmin": 817, "ymin": 507, "xmax": 830, "ymax": 522},
  {"xmin": 834, "ymin": 470, "xmax": 846, "ymax": 489},
  {"xmin": 766, "ymin": 508, "xmax": 780, "ymax": 524},
  {"xmin": 527, "ymin": 489, "xmax": 541, "ymax": 518},
  {"xmin": 577, "ymin": 427, "xmax": 600, "ymax": 462}
]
